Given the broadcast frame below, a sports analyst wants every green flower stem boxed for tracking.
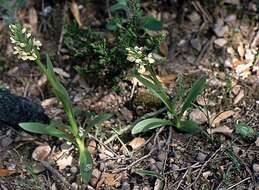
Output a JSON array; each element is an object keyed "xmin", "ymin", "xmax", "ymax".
[
  {"xmin": 146, "ymin": 64, "xmax": 175, "ymax": 115},
  {"xmin": 35, "ymin": 58, "xmax": 79, "ymax": 137}
]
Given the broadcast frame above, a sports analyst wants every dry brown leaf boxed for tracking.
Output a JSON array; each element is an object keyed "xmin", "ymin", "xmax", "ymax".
[
  {"xmin": 207, "ymin": 125, "xmax": 234, "ymax": 136},
  {"xmin": 29, "ymin": 7, "xmax": 38, "ymax": 33},
  {"xmin": 160, "ymin": 42, "xmax": 168, "ymax": 57},
  {"xmin": 70, "ymin": 0, "xmax": 82, "ymax": 27},
  {"xmin": 197, "ymin": 95, "xmax": 215, "ymax": 106},
  {"xmin": 233, "ymin": 89, "xmax": 244, "ymax": 105},
  {"xmin": 255, "ymin": 137, "xmax": 259, "ymax": 147},
  {"xmin": 53, "ymin": 68, "xmax": 70, "ymax": 78},
  {"xmin": 37, "ymin": 75, "xmax": 48, "ymax": 87},
  {"xmin": 211, "ymin": 111, "xmax": 235, "ymax": 127},
  {"xmin": 189, "ymin": 108, "xmax": 208, "ymax": 125},
  {"xmin": 41, "ymin": 97, "xmax": 58, "ymax": 108},
  {"xmin": 56, "ymin": 153, "xmax": 73, "ymax": 170},
  {"xmin": 103, "ymin": 173, "xmax": 118, "ymax": 187},
  {"xmin": 32, "ymin": 145, "xmax": 51, "ymax": 161},
  {"xmin": 158, "ymin": 74, "xmax": 177, "ymax": 86},
  {"xmin": 128, "ymin": 137, "xmax": 146, "ymax": 150},
  {"xmin": 88, "ymin": 140, "xmax": 97, "ymax": 154},
  {"xmin": 0, "ymin": 168, "xmax": 16, "ymax": 177}
]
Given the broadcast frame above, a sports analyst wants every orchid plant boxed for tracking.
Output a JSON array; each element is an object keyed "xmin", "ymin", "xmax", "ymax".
[
  {"xmin": 9, "ymin": 23, "xmax": 111, "ymax": 183},
  {"xmin": 126, "ymin": 46, "xmax": 207, "ymax": 134}
]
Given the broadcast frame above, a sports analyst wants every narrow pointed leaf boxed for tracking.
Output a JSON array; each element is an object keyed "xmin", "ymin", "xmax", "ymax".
[
  {"xmin": 19, "ymin": 122, "xmax": 70, "ymax": 140},
  {"xmin": 142, "ymin": 16, "xmax": 163, "ymax": 31},
  {"xmin": 134, "ymin": 72, "xmax": 173, "ymax": 113},
  {"xmin": 87, "ymin": 113, "xmax": 113, "ymax": 129},
  {"xmin": 180, "ymin": 76, "xmax": 206, "ymax": 116},
  {"xmin": 135, "ymin": 169, "xmax": 164, "ymax": 180},
  {"xmin": 178, "ymin": 120, "xmax": 201, "ymax": 134},
  {"xmin": 132, "ymin": 118, "xmax": 173, "ymax": 134}
]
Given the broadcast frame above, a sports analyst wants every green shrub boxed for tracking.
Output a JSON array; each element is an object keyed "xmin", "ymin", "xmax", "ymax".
[{"xmin": 64, "ymin": 0, "xmax": 164, "ymax": 82}]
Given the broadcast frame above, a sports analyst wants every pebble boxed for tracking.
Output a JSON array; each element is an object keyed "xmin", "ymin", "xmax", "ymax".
[
  {"xmin": 190, "ymin": 38, "xmax": 202, "ymax": 51},
  {"xmin": 189, "ymin": 108, "xmax": 207, "ymax": 125},
  {"xmin": 31, "ymin": 163, "xmax": 45, "ymax": 174},
  {"xmin": 213, "ymin": 24, "xmax": 229, "ymax": 37},
  {"xmin": 224, "ymin": 0, "xmax": 240, "ymax": 5},
  {"xmin": 214, "ymin": 38, "xmax": 228, "ymax": 47},
  {"xmin": 196, "ymin": 152, "xmax": 207, "ymax": 162},
  {"xmin": 225, "ymin": 14, "xmax": 236, "ymax": 24},
  {"xmin": 253, "ymin": 163, "xmax": 259, "ymax": 173},
  {"xmin": 121, "ymin": 182, "xmax": 131, "ymax": 190},
  {"xmin": 70, "ymin": 166, "xmax": 78, "ymax": 174},
  {"xmin": 188, "ymin": 11, "xmax": 201, "ymax": 23}
]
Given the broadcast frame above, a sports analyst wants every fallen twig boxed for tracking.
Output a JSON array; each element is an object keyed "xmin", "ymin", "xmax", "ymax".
[
  {"xmin": 40, "ymin": 160, "xmax": 70, "ymax": 188},
  {"xmin": 188, "ymin": 145, "xmax": 222, "ymax": 189},
  {"xmin": 226, "ymin": 177, "xmax": 251, "ymax": 190}
]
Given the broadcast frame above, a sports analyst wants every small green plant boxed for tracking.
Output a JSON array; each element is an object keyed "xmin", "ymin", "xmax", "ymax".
[
  {"xmin": 9, "ymin": 23, "xmax": 111, "ymax": 183},
  {"xmin": 0, "ymin": 0, "xmax": 27, "ymax": 24},
  {"xmin": 125, "ymin": 47, "xmax": 207, "ymax": 134},
  {"xmin": 64, "ymin": 0, "xmax": 164, "ymax": 82}
]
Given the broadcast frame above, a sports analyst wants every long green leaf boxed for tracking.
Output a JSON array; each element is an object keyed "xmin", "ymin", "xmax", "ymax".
[
  {"xmin": 132, "ymin": 118, "xmax": 173, "ymax": 134},
  {"xmin": 45, "ymin": 55, "xmax": 72, "ymax": 113},
  {"xmin": 19, "ymin": 122, "xmax": 70, "ymax": 140},
  {"xmin": 135, "ymin": 169, "xmax": 164, "ymax": 180},
  {"xmin": 134, "ymin": 71, "xmax": 173, "ymax": 113},
  {"xmin": 180, "ymin": 76, "xmax": 206, "ymax": 116},
  {"xmin": 45, "ymin": 55, "xmax": 78, "ymax": 135},
  {"xmin": 87, "ymin": 113, "xmax": 113, "ymax": 129},
  {"xmin": 177, "ymin": 120, "xmax": 201, "ymax": 134},
  {"xmin": 142, "ymin": 16, "xmax": 163, "ymax": 31}
]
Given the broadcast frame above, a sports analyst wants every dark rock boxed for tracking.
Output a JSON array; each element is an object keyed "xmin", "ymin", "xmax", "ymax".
[{"xmin": 0, "ymin": 89, "xmax": 49, "ymax": 127}]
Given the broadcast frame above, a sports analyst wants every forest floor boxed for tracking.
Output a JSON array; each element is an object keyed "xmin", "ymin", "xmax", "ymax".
[{"xmin": 0, "ymin": 0, "xmax": 258, "ymax": 190}]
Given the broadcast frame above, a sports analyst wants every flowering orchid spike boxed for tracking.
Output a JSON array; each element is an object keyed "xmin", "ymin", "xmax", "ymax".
[
  {"xmin": 126, "ymin": 46, "xmax": 155, "ymax": 65},
  {"xmin": 9, "ymin": 23, "xmax": 41, "ymax": 61}
]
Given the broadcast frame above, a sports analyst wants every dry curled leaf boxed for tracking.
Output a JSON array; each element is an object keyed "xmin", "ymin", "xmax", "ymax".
[
  {"xmin": 159, "ymin": 42, "xmax": 168, "ymax": 57},
  {"xmin": 207, "ymin": 125, "xmax": 234, "ymax": 136},
  {"xmin": 56, "ymin": 153, "xmax": 73, "ymax": 170},
  {"xmin": 53, "ymin": 68, "xmax": 70, "ymax": 78},
  {"xmin": 104, "ymin": 173, "xmax": 119, "ymax": 187},
  {"xmin": 255, "ymin": 137, "xmax": 259, "ymax": 147},
  {"xmin": 32, "ymin": 145, "xmax": 51, "ymax": 161},
  {"xmin": 70, "ymin": 0, "xmax": 82, "ymax": 27},
  {"xmin": 158, "ymin": 74, "xmax": 177, "ymax": 86},
  {"xmin": 128, "ymin": 137, "xmax": 146, "ymax": 150},
  {"xmin": 233, "ymin": 89, "xmax": 244, "ymax": 105},
  {"xmin": 211, "ymin": 111, "xmax": 235, "ymax": 127},
  {"xmin": 0, "ymin": 168, "xmax": 16, "ymax": 176}
]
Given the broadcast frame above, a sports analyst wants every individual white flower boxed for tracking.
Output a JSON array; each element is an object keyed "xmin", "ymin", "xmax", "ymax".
[
  {"xmin": 127, "ymin": 55, "xmax": 136, "ymax": 62},
  {"xmin": 22, "ymin": 27, "xmax": 26, "ymax": 33},
  {"xmin": 135, "ymin": 58, "xmax": 142, "ymax": 64},
  {"xmin": 33, "ymin": 39, "xmax": 42, "ymax": 48},
  {"xmin": 144, "ymin": 53, "xmax": 155, "ymax": 64},
  {"xmin": 26, "ymin": 32, "xmax": 31, "ymax": 38}
]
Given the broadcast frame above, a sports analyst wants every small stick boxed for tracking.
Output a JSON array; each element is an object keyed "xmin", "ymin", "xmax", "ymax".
[
  {"xmin": 226, "ymin": 177, "xmax": 251, "ymax": 190},
  {"xmin": 188, "ymin": 146, "xmax": 222, "ymax": 189},
  {"xmin": 40, "ymin": 160, "xmax": 70, "ymax": 188}
]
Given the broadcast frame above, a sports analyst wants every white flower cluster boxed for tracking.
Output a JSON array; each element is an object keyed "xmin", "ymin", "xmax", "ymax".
[
  {"xmin": 126, "ymin": 46, "xmax": 155, "ymax": 64},
  {"xmin": 9, "ymin": 24, "xmax": 41, "ymax": 61}
]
